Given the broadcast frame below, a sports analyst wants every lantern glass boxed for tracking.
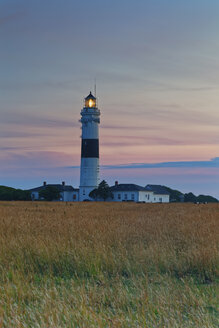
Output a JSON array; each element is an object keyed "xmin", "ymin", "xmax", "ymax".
[
  {"xmin": 85, "ymin": 97, "xmax": 96, "ymax": 108},
  {"xmin": 89, "ymin": 99, "xmax": 94, "ymax": 107}
]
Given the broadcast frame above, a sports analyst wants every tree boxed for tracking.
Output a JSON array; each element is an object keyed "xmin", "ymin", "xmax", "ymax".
[
  {"xmin": 0, "ymin": 186, "xmax": 14, "ymax": 200},
  {"xmin": 98, "ymin": 180, "xmax": 113, "ymax": 201},
  {"xmin": 89, "ymin": 180, "xmax": 113, "ymax": 201},
  {"xmin": 12, "ymin": 189, "xmax": 31, "ymax": 201},
  {"xmin": 184, "ymin": 192, "xmax": 197, "ymax": 203},
  {"xmin": 196, "ymin": 194, "xmax": 218, "ymax": 203},
  {"xmin": 0, "ymin": 186, "xmax": 31, "ymax": 201},
  {"xmin": 39, "ymin": 186, "xmax": 60, "ymax": 201},
  {"xmin": 89, "ymin": 188, "xmax": 98, "ymax": 201},
  {"xmin": 163, "ymin": 186, "xmax": 184, "ymax": 202}
]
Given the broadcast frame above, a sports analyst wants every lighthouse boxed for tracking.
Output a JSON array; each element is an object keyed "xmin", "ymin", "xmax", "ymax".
[{"xmin": 79, "ymin": 92, "xmax": 100, "ymax": 201}]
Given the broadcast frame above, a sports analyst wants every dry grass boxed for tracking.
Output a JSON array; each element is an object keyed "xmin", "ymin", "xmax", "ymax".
[{"xmin": 0, "ymin": 202, "xmax": 218, "ymax": 327}]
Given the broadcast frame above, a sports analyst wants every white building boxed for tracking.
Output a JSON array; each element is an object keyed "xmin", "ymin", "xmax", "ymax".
[
  {"xmin": 29, "ymin": 182, "xmax": 169, "ymax": 203},
  {"xmin": 109, "ymin": 182, "xmax": 169, "ymax": 203},
  {"xmin": 29, "ymin": 182, "xmax": 79, "ymax": 201},
  {"xmin": 79, "ymin": 92, "xmax": 100, "ymax": 201},
  {"xmin": 145, "ymin": 184, "xmax": 170, "ymax": 203}
]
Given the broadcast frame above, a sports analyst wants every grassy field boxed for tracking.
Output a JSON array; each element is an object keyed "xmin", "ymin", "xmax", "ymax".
[{"xmin": 0, "ymin": 202, "xmax": 218, "ymax": 327}]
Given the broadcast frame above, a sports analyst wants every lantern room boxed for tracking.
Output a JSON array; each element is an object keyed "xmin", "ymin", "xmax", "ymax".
[{"xmin": 84, "ymin": 92, "xmax": 97, "ymax": 108}]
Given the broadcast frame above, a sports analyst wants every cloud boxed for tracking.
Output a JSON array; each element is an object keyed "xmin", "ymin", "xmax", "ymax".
[
  {"xmin": 0, "ymin": 80, "xmax": 75, "ymax": 91},
  {"xmin": 0, "ymin": 151, "xmax": 218, "ymax": 197},
  {"xmin": 0, "ymin": 151, "xmax": 76, "ymax": 169},
  {"xmin": 1, "ymin": 111, "xmax": 76, "ymax": 129},
  {"xmin": 0, "ymin": 146, "xmax": 28, "ymax": 151},
  {"xmin": 134, "ymin": 106, "xmax": 219, "ymax": 128},
  {"xmin": 0, "ymin": 130, "xmax": 46, "ymax": 139},
  {"xmin": 63, "ymin": 157, "xmax": 219, "ymax": 172},
  {"xmin": 101, "ymin": 157, "xmax": 219, "ymax": 170},
  {"xmin": 101, "ymin": 124, "xmax": 156, "ymax": 132}
]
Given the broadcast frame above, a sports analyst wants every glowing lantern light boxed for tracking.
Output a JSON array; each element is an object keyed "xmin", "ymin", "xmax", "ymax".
[
  {"xmin": 84, "ymin": 92, "xmax": 96, "ymax": 108},
  {"xmin": 89, "ymin": 99, "xmax": 94, "ymax": 107}
]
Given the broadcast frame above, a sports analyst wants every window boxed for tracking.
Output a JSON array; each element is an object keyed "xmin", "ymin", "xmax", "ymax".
[
  {"xmin": 118, "ymin": 194, "xmax": 121, "ymax": 200},
  {"xmin": 131, "ymin": 194, "xmax": 134, "ymax": 200},
  {"xmin": 124, "ymin": 194, "xmax": 128, "ymax": 200},
  {"xmin": 73, "ymin": 194, "xmax": 76, "ymax": 200}
]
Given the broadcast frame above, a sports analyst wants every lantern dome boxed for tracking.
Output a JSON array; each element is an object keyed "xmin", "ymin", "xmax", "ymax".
[{"xmin": 84, "ymin": 92, "xmax": 97, "ymax": 108}]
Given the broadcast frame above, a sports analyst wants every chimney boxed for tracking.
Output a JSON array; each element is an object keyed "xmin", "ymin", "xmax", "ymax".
[
  {"xmin": 115, "ymin": 181, "xmax": 118, "ymax": 186},
  {"xmin": 62, "ymin": 181, "xmax": 65, "ymax": 186},
  {"xmin": 43, "ymin": 181, "xmax": 46, "ymax": 186}
]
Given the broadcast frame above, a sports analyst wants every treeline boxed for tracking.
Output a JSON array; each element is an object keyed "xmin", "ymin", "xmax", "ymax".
[
  {"xmin": 0, "ymin": 186, "xmax": 31, "ymax": 201},
  {"xmin": 164, "ymin": 187, "xmax": 218, "ymax": 203},
  {"xmin": 0, "ymin": 184, "xmax": 218, "ymax": 203}
]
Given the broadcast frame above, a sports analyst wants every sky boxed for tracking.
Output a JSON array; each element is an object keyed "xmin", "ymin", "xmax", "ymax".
[{"xmin": 0, "ymin": 0, "xmax": 219, "ymax": 198}]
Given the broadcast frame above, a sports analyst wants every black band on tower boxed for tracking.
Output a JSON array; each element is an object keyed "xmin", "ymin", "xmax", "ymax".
[{"xmin": 81, "ymin": 139, "xmax": 99, "ymax": 158}]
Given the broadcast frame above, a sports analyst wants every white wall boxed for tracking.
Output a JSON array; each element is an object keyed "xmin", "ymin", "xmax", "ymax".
[
  {"xmin": 31, "ymin": 191, "xmax": 39, "ymax": 200},
  {"xmin": 63, "ymin": 191, "xmax": 71, "ymax": 201},
  {"xmin": 79, "ymin": 186, "xmax": 96, "ymax": 201},
  {"xmin": 31, "ymin": 190, "xmax": 79, "ymax": 202},
  {"xmin": 72, "ymin": 191, "xmax": 79, "ymax": 201},
  {"xmin": 112, "ymin": 191, "xmax": 138, "ymax": 202},
  {"xmin": 138, "ymin": 191, "xmax": 154, "ymax": 202},
  {"xmin": 111, "ymin": 191, "xmax": 169, "ymax": 203},
  {"xmin": 62, "ymin": 191, "xmax": 79, "ymax": 201},
  {"xmin": 80, "ymin": 158, "xmax": 99, "ymax": 188},
  {"xmin": 80, "ymin": 108, "xmax": 100, "ymax": 139},
  {"xmin": 152, "ymin": 194, "xmax": 169, "ymax": 203},
  {"xmin": 31, "ymin": 189, "xmax": 169, "ymax": 203}
]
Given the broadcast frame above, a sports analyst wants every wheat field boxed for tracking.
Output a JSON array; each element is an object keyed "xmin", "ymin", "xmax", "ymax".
[{"xmin": 0, "ymin": 202, "xmax": 218, "ymax": 327}]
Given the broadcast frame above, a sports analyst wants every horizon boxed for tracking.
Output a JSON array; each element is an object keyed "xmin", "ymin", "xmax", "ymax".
[
  {"xmin": 1, "ymin": 0, "xmax": 219, "ymax": 198},
  {"xmin": 2, "ymin": 157, "xmax": 219, "ymax": 199}
]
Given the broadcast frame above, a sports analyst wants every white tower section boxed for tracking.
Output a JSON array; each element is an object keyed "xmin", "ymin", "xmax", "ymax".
[{"xmin": 79, "ymin": 92, "xmax": 100, "ymax": 201}]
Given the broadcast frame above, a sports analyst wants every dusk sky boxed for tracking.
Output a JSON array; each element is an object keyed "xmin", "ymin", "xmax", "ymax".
[{"xmin": 1, "ymin": 0, "xmax": 219, "ymax": 198}]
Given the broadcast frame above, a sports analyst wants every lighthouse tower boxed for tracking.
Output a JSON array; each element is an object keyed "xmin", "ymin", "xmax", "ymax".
[{"xmin": 79, "ymin": 92, "xmax": 100, "ymax": 201}]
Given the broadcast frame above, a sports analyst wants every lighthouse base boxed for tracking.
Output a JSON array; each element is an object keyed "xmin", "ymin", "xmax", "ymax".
[
  {"xmin": 79, "ymin": 157, "xmax": 99, "ymax": 201},
  {"xmin": 79, "ymin": 186, "xmax": 97, "ymax": 201}
]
